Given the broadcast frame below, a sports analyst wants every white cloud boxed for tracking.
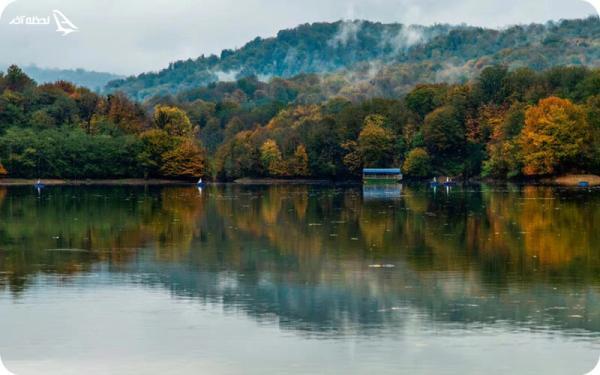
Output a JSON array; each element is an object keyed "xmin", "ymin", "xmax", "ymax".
[{"xmin": 0, "ymin": 0, "xmax": 595, "ymax": 75}]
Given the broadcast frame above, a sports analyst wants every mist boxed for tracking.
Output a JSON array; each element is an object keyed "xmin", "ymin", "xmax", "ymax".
[{"xmin": 0, "ymin": 0, "xmax": 594, "ymax": 75}]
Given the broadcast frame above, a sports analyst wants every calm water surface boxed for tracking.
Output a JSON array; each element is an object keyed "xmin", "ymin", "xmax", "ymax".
[{"xmin": 0, "ymin": 184, "xmax": 598, "ymax": 374}]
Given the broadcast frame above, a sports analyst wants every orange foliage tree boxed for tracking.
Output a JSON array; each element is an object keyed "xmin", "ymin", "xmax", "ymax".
[
  {"xmin": 520, "ymin": 97, "xmax": 593, "ymax": 176},
  {"xmin": 0, "ymin": 161, "xmax": 7, "ymax": 177},
  {"xmin": 159, "ymin": 139, "xmax": 207, "ymax": 180}
]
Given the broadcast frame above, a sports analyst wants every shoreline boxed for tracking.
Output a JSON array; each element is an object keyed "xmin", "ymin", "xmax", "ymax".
[
  {"xmin": 0, "ymin": 179, "xmax": 193, "ymax": 187},
  {"xmin": 1, "ymin": 174, "xmax": 598, "ymax": 187}
]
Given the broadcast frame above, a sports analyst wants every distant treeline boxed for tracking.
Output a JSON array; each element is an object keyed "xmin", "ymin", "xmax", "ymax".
[{"xmin": 0, "ymin": 64, "xmax": 598, "ymax": 181}]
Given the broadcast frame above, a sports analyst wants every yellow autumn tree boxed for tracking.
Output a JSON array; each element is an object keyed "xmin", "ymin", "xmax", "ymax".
[
  {"xmin": 358, "ymin": 115, "xmax": 394, "ymax": 167},
  {"xmin": 520, "ymin": 97, "xmax": 593, "ymax": 176},
  {"xmin": 159, "ymin": 139, "xmax": 206, "ymax": 180},
  {"xmin": 260, "ymin": 139, "xmax": 287, "ymax": 177},
  {"xmin": 289, "ymin": 144, "xmax": 309, "ymax": 177},
  {"xmin": 153, "ymin": 105, "xmax": 194, "ymax": 138}
]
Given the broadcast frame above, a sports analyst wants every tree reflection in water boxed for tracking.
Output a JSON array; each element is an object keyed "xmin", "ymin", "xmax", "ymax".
[{"xmin": 0, "ymin": 184, "xmax": 598, "ymax": 338}]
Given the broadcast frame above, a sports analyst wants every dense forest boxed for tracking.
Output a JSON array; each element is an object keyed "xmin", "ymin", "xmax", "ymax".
[
  {"xmin": 106, "ymin": 18, "xmax": 600, "ymax": 100},
  {"xmin": 0, "ymin": 62, "xmax": 598, "ymax": 181}
]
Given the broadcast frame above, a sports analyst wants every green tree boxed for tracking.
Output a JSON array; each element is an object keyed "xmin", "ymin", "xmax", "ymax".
[
  {"xmin": 215, "ymin": 131, "xmax": 260, "ymax": 180},
  {"xmin": 153, "ymin": 105, "xmax": 194, "ymax": 138},
  {"xmin": 423, "ymin": 105, "xmax": 465, "ymax": 173},
  {"xmin": 403, "ymin": 148, "xmax": 432, "ymax": 178},
  {"xmin": 475, "ymin": 65, "xmax": 509, "ymax": 104},
  {"xmin": 405, "ymin": 84, "xmax": 447, "ymax": 121},
  {"xmin": 138, "ymin": 129, "xmax": 174, "ymax": 177},
  {"xmin": 4, "ymin": 65, "xmax": 35, "ymax": 92}
]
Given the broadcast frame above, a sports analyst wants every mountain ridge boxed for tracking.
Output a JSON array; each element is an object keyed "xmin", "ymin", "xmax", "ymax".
[{"xmin": 105, "ymin": 17, "xmax": 600, "ymax": 100}]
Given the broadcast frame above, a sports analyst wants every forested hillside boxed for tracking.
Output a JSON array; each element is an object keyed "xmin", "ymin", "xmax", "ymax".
[
  {"xmin": 0, "ymin": 64, "xmax": 598, "ymax": 181},
  {"xmin": 106, "ymin": 17, "xmax": 600, "ymax": 100}
]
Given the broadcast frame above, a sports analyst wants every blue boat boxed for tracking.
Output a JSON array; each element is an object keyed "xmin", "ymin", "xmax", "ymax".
[
  {"xmin": 34, "ymin": 180, "xmax": 45, "ymax": 189},
  {"xmin": 578, "ymin": 181, "xmax": 590, "ymax": 188},
  {"xmin": 196, "ymin": 178, "xmax": 205, "ymax": 187}
]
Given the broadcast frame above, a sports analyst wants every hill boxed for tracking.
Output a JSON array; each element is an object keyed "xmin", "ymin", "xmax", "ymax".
[
  {"xmin": 21, "ymin": 66, "xmax": 123, "ymax": 92},
  {"xmin": 105, "ymin": 17, "xmax": 600, "ymax": 100}
]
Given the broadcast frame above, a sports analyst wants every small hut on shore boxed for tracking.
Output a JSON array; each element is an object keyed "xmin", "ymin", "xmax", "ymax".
[{"xmin": 362, "ymin": 168, "xmax": 402, "ymax": 184}]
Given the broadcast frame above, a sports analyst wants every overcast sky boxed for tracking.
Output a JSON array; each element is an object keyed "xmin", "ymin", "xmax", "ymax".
[{"xmin": 0, "ymin": 0, "xmax": 596, "ymax": 75}]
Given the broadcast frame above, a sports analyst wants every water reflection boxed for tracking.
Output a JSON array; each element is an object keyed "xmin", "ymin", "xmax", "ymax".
[{"xmin": 0, "ymin": 185, "xmax": 599, "ymax": 340}]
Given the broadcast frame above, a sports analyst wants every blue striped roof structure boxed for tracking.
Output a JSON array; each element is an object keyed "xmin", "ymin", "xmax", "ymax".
[{"xmin": 363, "ymin": 168, "xmax": 402, "ymax": 175}]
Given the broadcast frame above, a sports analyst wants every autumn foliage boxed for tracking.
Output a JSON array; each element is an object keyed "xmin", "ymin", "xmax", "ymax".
[
  {"xmin": 520, "ymin": 97, "xmax": 594, "ymax": 176},
  {"xmin": 0, "ymin": 64, "xmax": 599, "ymax": 181},
  {"xmin": 160, "ymin": 139, "xmax": 207, "ymax": 179}
]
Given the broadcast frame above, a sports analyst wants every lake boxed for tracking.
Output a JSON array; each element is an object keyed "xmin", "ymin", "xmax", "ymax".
[{"xmin": 0, "ymin": 184, "xmax": 598, "ymax": 374}]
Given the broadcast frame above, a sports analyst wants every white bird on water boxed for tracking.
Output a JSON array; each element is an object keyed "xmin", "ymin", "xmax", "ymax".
[{"xmin": 0, "ymin": 0, "xmax": 17, "ymax": 20}]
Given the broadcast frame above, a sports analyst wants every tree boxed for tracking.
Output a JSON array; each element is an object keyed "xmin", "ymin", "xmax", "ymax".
[
  {"xmin": 358, "ymin": 115, "xmax": 394, "ymax": 167},
  {"xmin": 138, "ymin": 129, "xmax": 174, "ymax": 177},
  {"xmin": 586, "ymin": 95, "xmax": 600, "ymax": 171},
  {"xmin": 105, "ymin": 93, "xmax": 146, "ymax": 134},
  {"xmin": 215, "ymin": 131, "xmax": 260, "ymax": 180},
  {"xmin": 159, "ymin": 139, "xmax": 206, "ymax": 180},
  {"xmin": 403, "ymin": 148, "xmax": 432, "ymax": 178},
  {"xmin": 260, "ymin": 139, "xmax": 286, "ymax": 177},
  {"xmin": 423, "ymin": 106, "xmax": 465, "ymax": 164},
  {"xmin": 341, "ymin": 140, "xmax": 362, "ymax": 175},
  {"xmin": 0, "ymin": 161, "xmax": 7, "ymax": 177},
  {"xmin": 153, "ymin": 105, "xmax": 194, "ymax": 138},
  {"xmin": 289, "ymin": 144, "xmax": 309, "ymax": 177},
  {"xmin": 4, "ymin": 65, "xmax": 35, "ymax": 92},
  {"xmin": 74, "ymin": 88, "xmax": 101, "ymax": 134},
  {"xmin": 481, "ymin": 103, "xmax": 525, "ymax": 179},
  {"xmin": 405, "ymin": 84, "xmax": 447, "ymax": 121},
  {"xmin": 520, "ymin": 97, "xmax": 593, "ymax": 176},
  {"xmin": 475, "ymin": 65, "xmax": 509, "ymax": 104}
]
